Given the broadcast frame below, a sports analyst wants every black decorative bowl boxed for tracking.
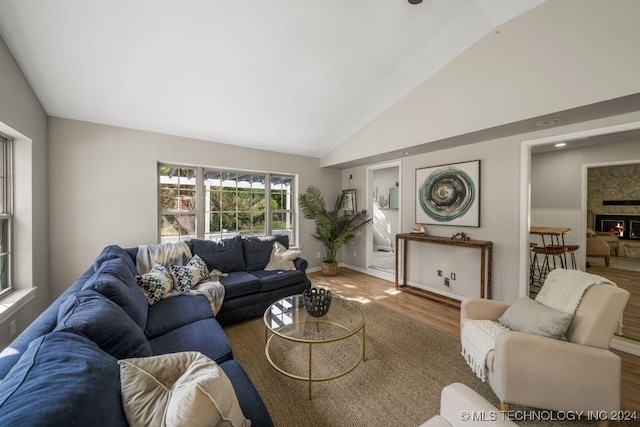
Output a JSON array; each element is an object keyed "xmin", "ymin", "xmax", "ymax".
[{"xmin": 302, "ymin": 287, "xmax": 332, "ymax": 317}]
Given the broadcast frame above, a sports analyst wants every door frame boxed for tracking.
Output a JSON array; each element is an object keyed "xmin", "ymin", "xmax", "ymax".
[
  {"xmin": 519, "ymin": 120, "xmax": 640, "ymax": 355},
  {"xmin": 366, "ymin": 161, "xmax": 402, "ymax": 280}
]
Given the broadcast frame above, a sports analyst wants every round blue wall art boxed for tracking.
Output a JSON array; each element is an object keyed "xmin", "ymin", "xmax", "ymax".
[{"xmin": 418, "ymin": 166, "xmax": 475, "ymax": 222}]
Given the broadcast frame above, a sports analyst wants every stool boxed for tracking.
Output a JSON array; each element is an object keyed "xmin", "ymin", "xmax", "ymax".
[
  {"xmin": 531, "ymin": 245, "xmax": 567, "ymax": 283},
  {"xmin": 563, "ymin": 245, "xmax": 580, "ymax": 269}
]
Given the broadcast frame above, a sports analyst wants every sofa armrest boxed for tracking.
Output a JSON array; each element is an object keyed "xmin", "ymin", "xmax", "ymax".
[
  {"xmin": 294, "ymin": 257, "xmax": 308, "ymax": 272},
  {"xmin": 492, "ymin": 330, "xmax": 621, "ymax": 412},
  {"xmin": 420, "ymin": 383, "xmax": 517, "ymax": 427},
  {"xmin": 460, "ymin": 298, "xmax": 510, "ymax": 326}
]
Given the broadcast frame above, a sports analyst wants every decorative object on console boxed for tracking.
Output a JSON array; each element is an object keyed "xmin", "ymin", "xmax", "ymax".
[
  {"xmin": 410, "ymin": 224, "xmax": 426, "ymax": 235},
  {"xmin": 416, "ymin": 160, "xmax": 480, "ymax": 227},
  {"xmin": 451, "ymin": 232, "xmax": 470, "ymax": 241},
  {"xmin": 302, "ymin": 287, "xmax": 332, "ymax": 317}
]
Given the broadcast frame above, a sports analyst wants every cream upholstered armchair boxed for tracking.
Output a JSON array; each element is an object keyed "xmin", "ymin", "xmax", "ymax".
[
  {"xmin": 587, "ymin": 227, "xmax": 620, "ymax": 266},
  {"xmin": 461, "ymin": 282, "xmax": 629, "ymax": 423}
]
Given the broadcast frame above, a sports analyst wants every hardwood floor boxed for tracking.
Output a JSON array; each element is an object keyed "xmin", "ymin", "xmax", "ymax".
[
  {"xmin": 309, "ymin": 268, "xmax": 640, "ymax": 412},
  {"xmin": 587, "ymin": 265, "xmax": 640, "ymax": 342}
]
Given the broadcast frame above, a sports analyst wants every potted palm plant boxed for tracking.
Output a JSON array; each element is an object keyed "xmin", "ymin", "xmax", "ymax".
[{"xmin": 299, "ymin": 185, "xmax": 372, "ymax": 276}]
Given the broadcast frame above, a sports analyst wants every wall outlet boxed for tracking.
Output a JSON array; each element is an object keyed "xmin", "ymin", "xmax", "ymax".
[
  {"xmin": 316, "ymin": 252, "xmax": 322, "ymax": 259},
  {"xmin": 352, "ymin": 250, "xmax": 357, "ymax": 258},
  {"xmin": 437, "ymin": 270, "xmax": 442, "ymax": 277},
  {"xmin": 10, "ymin": 320, "xmax": 16, "ymax": 338},
  {"xmin": 444, "ymin": 278, "xmax": 450, "ymax": 287},
  {"xmin": 450, "ymin": 272, "xmax": 456, "ymax": 280}
]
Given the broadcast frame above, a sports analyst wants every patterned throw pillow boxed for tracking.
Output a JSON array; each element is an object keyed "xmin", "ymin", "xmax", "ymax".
[
  {"xmin": 135, "ymin": 263, "xmax": 173, "ymax": 305},
  {"xmin": 170, "ymin": 255, "xmax": 210, "ymax": 292}
]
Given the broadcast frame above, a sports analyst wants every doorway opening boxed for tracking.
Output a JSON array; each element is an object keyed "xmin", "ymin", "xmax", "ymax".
[
  {"xmin": 521, "ymin": 120, "xmax": 640, "ymax": 356},
  {"xmin": 367, "ymin": 162, "xmax": 401, "ymax": 277}
]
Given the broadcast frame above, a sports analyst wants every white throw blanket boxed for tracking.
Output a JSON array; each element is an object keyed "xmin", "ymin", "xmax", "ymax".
[
  {"xmin": 136, "ymin": 242, "xmax": 225, "ymax": 315},
  {"xmin": 460, "ymin": 319, "xmax": 508, "ymax": 382},
  {"xmin": 136, "ymin": 242, "xmax": 193, "ymax": 274},
  {"xmin": 186, "ymin": 279, "xmax": 225, "ymax": 315},
  {"xmin": 535, "ymin": 268, "xmax": 622, "ymax": 335}
]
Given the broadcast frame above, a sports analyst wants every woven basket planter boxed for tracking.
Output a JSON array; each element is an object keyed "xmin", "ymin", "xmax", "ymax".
[{"xmin": 322, "ymin": 261, "xmax": 338, "ymax": 276}]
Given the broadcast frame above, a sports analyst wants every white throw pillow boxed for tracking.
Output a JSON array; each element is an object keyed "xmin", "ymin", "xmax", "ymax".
[
  {"xmin": 118, "ymin": 352, "xmax": 251, "ymax": 427},
  {"xmin": 264, "ymin": 242, "xmax": 301, "ymax": 271}
]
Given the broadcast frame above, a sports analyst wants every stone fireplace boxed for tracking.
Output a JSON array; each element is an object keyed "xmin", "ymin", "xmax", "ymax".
[{"xmin": 588, "ymin": 163, "xmax": 640, "ymax": 257}]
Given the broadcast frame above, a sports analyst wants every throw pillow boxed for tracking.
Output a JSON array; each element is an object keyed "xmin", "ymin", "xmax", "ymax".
[
  {"xmin": 189, "ymin": 235, "xmax": 246, "ymax": 273},
  {"xmin": 119, "ymin": 352, "xmax": 251, "ymax": 427},
  {"xmin": 264, "ymin": 242, "xmax": 301, "ymax": 271},
  {"xmin": 56, "ymin": 290, "xmax": 152, "ymax": 359},
  {"xmin": 242, "ymin": 235, "xmax": 289, "ymax": 271},
  {"xmin": 586, "ymin": 228, "xmax": 598, "ymax": 237},
  {"xmin": 135, "ymin": 263, "xmax": 173, "ymax": 305},
  {"xmin": 498, "ymin": 297, "xmax": 573, "ymax": 340},
  {"xmin": 169, "ymin": 254, "xmax": 210, "ymax": 292}
]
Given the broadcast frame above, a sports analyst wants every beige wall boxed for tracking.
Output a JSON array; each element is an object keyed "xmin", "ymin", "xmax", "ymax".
[
  {"xmin": 48, "ymin": 117, "xmax": 340, "ymax": 298},
  {"xmin": 340, "ymin": 113, "xmax": 640, "ymax": 303},
  {"xmin": 532, "ymin": 139, "xmax": 640, "ymax": 211},
  {"xmin": 0, "ymin": 35, "xmax": 49, "ymax": 348},
  {"xmin": 322, "ymin": 0, "xmax": 640, "ymax": 168}
]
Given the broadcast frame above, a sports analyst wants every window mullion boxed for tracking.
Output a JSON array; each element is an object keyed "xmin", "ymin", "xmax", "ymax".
[
  {"xmin": 196, "ymin": 167, "xmax": 205, "ymax": 239},
  {"xmin": 265, "ymin": 173, "xmax": 272, "ymax": 235}
]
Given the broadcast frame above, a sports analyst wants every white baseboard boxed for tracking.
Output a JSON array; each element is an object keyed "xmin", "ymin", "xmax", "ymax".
[{"xmin": 339, "ymin": 263, "xmax": 395, "ymax": 283}]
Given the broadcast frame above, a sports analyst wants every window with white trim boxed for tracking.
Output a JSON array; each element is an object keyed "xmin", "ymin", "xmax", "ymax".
[
  {"xmin": 158, "ymin": 164, "xmax": 296, "ymax": 245},
  {"xmin": 0, "ymin": 135, "xmax": 12, "ymax": 296}
]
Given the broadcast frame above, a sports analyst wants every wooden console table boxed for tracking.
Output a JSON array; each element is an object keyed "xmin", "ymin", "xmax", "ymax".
[{"xmin": 395, "ymin": 233, "xmax": 493, "ymax": 307}]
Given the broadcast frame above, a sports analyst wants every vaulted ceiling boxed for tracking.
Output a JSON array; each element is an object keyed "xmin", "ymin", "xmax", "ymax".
[{"xmin": 0, "ymin": 0, "xmax": 544, "ymax": 157}]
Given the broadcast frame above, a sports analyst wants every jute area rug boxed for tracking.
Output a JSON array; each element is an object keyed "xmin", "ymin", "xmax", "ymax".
[{"xmin": 224, "ymin": 295, "xmax": 617, "ymax": 427}]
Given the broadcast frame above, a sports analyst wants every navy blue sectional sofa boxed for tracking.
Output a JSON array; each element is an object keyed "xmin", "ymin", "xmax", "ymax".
[{"xmin": 0, "ymin": 235, "xmax": 311, "ymax": 426}]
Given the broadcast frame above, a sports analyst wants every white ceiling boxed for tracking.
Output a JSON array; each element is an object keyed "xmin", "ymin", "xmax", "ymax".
[{"xmin": 0, "ymin": 0, "xmax": 544, "ymax": 158}]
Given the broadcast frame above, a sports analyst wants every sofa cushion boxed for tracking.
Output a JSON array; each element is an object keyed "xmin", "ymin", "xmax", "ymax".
[
  {"xmin": 264, "ymin": 241, "xmax": 301, "ymax": 271},
  {"xmin": 189, "ymin": 235, "xmax": 246, "ymax": 273},
  {"xmin": 0, "ymin": 331, "xmax": 128, "ymax": 427},
  {"xmin": 82, "ymin": 257, "xmax": 148, "ymax": 329},
  {"xmin": 220, "ymin": 271, "xmax": 261, "ymax": 299},
  {"xmin": 242, "ymin": 235, "xmax": 289, "ymax": 271},
  {"xmin": 220, "ymin": 360, "xmax": 274, "ymax": 427},
  {"xmin": 56, "ymin": 290, "xmax": 151, "ymax": 359},
  {"xmin": 170, "ymin": 254, "xmax": 210, "ymax": 292},
  {"xmin": 145, "ymin": 293, "xmax": 214, "ymax": 339},
  {"xmin": 498, "ymin": 297, "xmax": 573, "ymax": 340},
  {"xmin": 135, "ymin": 263, "xmax": 173, "ymax": 305},
  {"xmin": 250, "ymin": 269, "xmax": 306, "ymax": 292},
  {"xmin": 93, "ymin": 244, "xmax": 139, "ymax": 276},
  {"xmin": 148, "ymin": 318, "xmax": 233, "ymax": 364},
  {"xmin": 119, "ymin": 352, "xmax": 250, "ymax": 427}
]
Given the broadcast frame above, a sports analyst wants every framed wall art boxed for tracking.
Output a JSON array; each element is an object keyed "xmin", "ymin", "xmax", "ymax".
[
  {"xmin": 342, "ymin": 189, "xmax": 357, "ymax": 215},
  {"xmin": 415, "ymin": 160, "xmax": 480, "ymax": 227}
]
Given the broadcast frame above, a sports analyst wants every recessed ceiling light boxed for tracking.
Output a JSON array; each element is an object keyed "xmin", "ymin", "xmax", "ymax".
[
  {"xmin": 399, "ymin": 151, "xmax": 410, "ymax": 156},
  {"xmin": 535, "ymin": 119, "xmax": 561, "ymax": 127},
  {"xmin": 555, "ymin": 143, "xmax": 567, "ymax": 148},
  {"xmin": 408, "ymin": 0, "xmax": 423, "ymax": 4}
]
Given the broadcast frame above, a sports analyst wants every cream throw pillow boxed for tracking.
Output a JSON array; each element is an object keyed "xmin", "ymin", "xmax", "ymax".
[
  {"xmin": 264, "ymin": 242, "xmax": 301, "ymax": 271},
  {"xmin": 118, "ymin": 352, "xmax": 251, "ymax": 427}
]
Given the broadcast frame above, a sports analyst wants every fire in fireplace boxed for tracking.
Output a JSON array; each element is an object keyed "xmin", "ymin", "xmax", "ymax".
[{"xmin": 595, "ymin": 214, "xmax": 640, "ymax": 240}]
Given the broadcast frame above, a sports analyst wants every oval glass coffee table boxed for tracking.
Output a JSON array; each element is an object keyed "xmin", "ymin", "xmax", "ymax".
[{"xmin": 263, "ymin": 293, "xmax": 365, "ymax": 399}]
